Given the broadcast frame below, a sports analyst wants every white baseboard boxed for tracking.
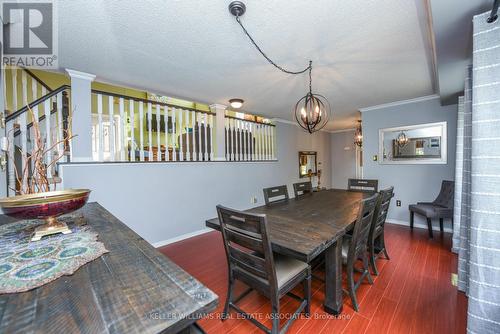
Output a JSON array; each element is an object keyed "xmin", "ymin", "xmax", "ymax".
[
  {"xmin": 152, "ymin": 228, "xmax": 213, "ymax": 248},
  {"xmin": 386, "ymin": 218, "xmax": 453, "ymax": 233}
]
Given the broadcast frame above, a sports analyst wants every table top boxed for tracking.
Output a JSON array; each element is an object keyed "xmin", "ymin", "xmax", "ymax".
[
  {"xmin": 0, "ymin": 202, "xmax": 218, "ymax": 334},
  {"xmin": 206, "ymin": 189, "xmax": 371, "ymax": 262}
]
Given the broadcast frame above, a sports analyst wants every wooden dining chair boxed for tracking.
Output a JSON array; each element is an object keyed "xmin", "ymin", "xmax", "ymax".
[
  {"xmin": 347, "ymin": 179, "xmax": 378, "ymax": 193},
  {"xmin": 368, "ymin": 187, "xmax": 394, "ymax": 275},
  {"xmin": 217, "ymin": 205, "xmax": 311, "ymax": 334},
  {"xmin": 293, "ymin": 181, "xmax": 313, "ymax": 198},
  {"xmin": 263, "ymin": 185, "xmax": 289, "ymax": 205},
  {"xmin": 342, "ymin": 193, "xmax": 379, "ymax": 311}
]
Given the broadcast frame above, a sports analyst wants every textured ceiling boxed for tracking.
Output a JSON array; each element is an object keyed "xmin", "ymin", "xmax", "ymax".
[
  {"xmin": 57, "ymin": 0, "xmax": 435, "ymax": 130},
  {"xmin": 429, "ymin": 0, "xmax": 492, "ymax": 105}
]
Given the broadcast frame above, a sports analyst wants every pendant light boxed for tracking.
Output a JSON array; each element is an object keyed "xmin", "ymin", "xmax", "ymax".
[
  {"xmin": 396, "ymin": 130, "xmax": 409, "ymax": 147},
  {"xmin": 354, "ymin": 120, "xmax": 363, "ymax": 147},
  {"xmin": 228, "ymin": 1, "xmax": 331, "ymax": 134}
]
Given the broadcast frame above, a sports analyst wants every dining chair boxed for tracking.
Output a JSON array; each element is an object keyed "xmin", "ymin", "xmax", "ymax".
[
  {"xmin": 347, "ymin": 179, "xmax": 378, "ymax": 193},
  {"xmin": 368, "ymin": 187, "xmax": 394, "ymax": 275},
  {"xmin": 217, "ymin": 205, "xmax": 311, "ymax": 334},
  {"xmin": 293, "ymin": 181, "xmax": 313, "ymax": 198},
  {"xmin": 342, "ymin": 193, "xmax": 379, "ymax": 311},
  {"xmin": 263, "ymin": 185, "xmax": 289, "ymax": 205}
]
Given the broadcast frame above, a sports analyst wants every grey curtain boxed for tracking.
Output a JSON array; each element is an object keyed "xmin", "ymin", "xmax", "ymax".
[
  {"xmin": 457, "ymin": 11, "xmax": 500, "ymax": 334},
  {"xmin": 452, "ymin": 96, "xmax": 464, "ymax": 253},
  {"xmin": 457, "ymin": 67, "xmax": 472, "ymax": 295}
]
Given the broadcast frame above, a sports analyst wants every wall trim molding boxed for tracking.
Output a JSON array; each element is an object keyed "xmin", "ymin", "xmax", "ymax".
[
  {"xmin": 386, "ymin": 218, "xmax": 453, "ymax": 233},
  {"xmin": 330, "ymin": 128, "xmax": 356, "ymax": 134},
  {"xmin": 272, "ymin": 118, "xmax": 346, "ymax": 134},
  {"xmin": 152, "ymin": 228, "xmax": 213, "ymax": 248},
  {"xmin": 359, "ymin": 94, "xmax": 440, "ymax": 113}
]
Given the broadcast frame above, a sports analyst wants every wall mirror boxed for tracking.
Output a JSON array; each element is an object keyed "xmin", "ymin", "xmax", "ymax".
[
  {"xmin": 299, "ymin": 151, "xmax": 317, "ymax": 178},
  {"xmin": 379, "ymin": 122, "xmax": 447, "ymax": 164}
]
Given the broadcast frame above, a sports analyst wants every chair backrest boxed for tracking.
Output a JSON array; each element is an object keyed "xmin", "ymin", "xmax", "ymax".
[
  {"xmin": 293, "ymin": 181, "xmax": 313, "ymax": 198},
  {"xmin": 348, "ymin": 193, "xmax": 379, "ymax": 260},
  {"xmin": 370, "ymin": 187, "xmax": 394, "ymax": 239},
  {"xmin": 263, "ymin": 185, "xmax": 289, "ymax": 205},
  {"xmin": 433, "ymin": 180, "xmax": 454, "ymax": 208},
  {"xmin": 216, "ymin": 205, "xmax": 278, "ymax": 290},
  {"xmin": 348, "ymin": 179, "xmax": 379, "ymax": 193}
]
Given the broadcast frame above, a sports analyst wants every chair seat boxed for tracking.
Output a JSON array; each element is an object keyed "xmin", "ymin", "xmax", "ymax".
[
  {"xmin": 408, "ymin": 203, "xmax": 453, "ymax": 218},
  {"xmin": 241, "ymin": 254, "xmax": 308, "ymax": 288}
]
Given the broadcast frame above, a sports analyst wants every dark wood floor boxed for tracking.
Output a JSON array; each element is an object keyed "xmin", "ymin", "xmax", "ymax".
[{"xmin": 159, "ymin": 224, "xmax": 467, "ymax": 334}]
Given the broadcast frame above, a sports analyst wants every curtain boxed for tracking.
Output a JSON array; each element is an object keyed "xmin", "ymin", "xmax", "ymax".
[
  {"xmin": 457, "ymin": 11, "xmax": 500, "ymax": 334},
  {"xmin": 457, "ymin": 67, "xmax": 472, "ymax": 295},
  {"xmin": 452, "ymin": 96, "xmax": 464, "ymax": 254}
]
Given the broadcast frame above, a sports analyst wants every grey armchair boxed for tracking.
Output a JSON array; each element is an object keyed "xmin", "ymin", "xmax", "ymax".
[{"xmin": 408, "ymin": 180, "xmax": 454, "ymax": 238}]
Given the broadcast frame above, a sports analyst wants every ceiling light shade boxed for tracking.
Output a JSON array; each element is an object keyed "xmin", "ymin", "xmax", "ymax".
[
  {"xmin": 396, "ymin": 130, "xmax": 409, "ymax": 147},
  {"xmin": 229, "ymin": 98, "xmax": 244, "ymax": 109},
  {"xmin": 354, "ymin": 120, "xmax": 363, "ymax": 147}
]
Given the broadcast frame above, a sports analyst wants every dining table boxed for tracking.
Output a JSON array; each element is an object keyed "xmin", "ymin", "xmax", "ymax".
[
  {"xmin": 205, "ymin": 188, "xmax": 372, "ymax": 315},
  {"xmin": 0, "ymin": 202, "xmax": 218, "ymax": 334}
]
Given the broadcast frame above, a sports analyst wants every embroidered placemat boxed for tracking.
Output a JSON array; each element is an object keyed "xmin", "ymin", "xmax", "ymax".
[{"xmin": 0, "ymin": 216, "xmax": 108, "ymax": 294}]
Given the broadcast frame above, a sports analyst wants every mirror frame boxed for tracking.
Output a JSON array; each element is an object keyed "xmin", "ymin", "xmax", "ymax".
[
  {"xmin": 378, "ymin": 121, "xmax": 447, "ymax": 165},
  {"xmin": 298, "ymin": 151, "xmax": 318, "ymax": 178}
]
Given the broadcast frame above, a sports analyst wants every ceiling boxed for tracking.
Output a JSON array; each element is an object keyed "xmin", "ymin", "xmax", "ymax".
[
  {"xmin": 429, "ymin": 0, "xmax": 493, "ymax": 105},
  {"xmin": 57, "ymin": 0, "xmax": 436, "ymax": 130}
]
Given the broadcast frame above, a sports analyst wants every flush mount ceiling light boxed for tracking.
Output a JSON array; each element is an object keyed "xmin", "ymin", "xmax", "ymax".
[
  {"xmin": 229, "ymin": 98, "xmax": 244, "ymax": 109},
  {"xmin": 354, "ymin": 120, "xmax": 363, "ymax": 147},
  {"xmin": 228, "ymin": 1, "xmax": 331, "ymax": 134}
]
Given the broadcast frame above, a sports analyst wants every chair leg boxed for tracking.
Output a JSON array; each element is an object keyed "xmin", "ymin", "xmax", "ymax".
[
  {"xmin": 369, "ymin": 238, "xmax": 379, "ymax": 276},
  {"xmin": 271, "ymin": 298, "xmax": 280, "ymax": 334},
  {"xmin": 439, "ymin": 218, "xmax": 444, "ymax": 232},
  {"xmin": 410, "ymin": 211, "xmax": 414, "ymax": 229},
  {"xmin": 381, "ymin": 233, "xmax": 390, "ymax": 260},
  {"xmin": 427, "ymin": 218, "xmax": 433, "ymax": 238},
  {"xmin": 222, "ymin": 277, "xmax": 233, "ymax": 320},
  {"xmin": 304, "ymin": 270, "xmax": 311, "ymax": 316},
  {"xmin": 347, "ymin": 266, "xmax": 359, "ymax": 312},
  {"xmin": 363, "ymin": 255, "xmax": 374, "ymax": 285}
]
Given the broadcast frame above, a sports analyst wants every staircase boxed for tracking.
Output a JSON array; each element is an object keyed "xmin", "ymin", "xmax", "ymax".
[{"xmin": 2, "ymin": 67, "xmax": 71, "ymax": 196}]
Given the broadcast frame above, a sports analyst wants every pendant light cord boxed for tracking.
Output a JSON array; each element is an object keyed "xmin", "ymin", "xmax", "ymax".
[{"xmin": 235, "ymin": 15, "xmax": 312, "ymax": 81}]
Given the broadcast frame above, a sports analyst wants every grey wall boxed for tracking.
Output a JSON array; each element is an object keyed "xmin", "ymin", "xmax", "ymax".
[
  {"xmin": 331, "ymin": 130, "xmax": 356, "ymax": 189},
  {"xmin": 60, "ymin": 122, "xmax": 331, "ymax": 245},
  {"xmin": 362, "ymin": 96, "xmax": 457, "ymax": 229}
]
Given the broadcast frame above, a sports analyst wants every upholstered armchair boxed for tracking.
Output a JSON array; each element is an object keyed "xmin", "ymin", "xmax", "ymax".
[{"xmin": 408, "ymin": 180, "xmax": 454, "ymax": 238}]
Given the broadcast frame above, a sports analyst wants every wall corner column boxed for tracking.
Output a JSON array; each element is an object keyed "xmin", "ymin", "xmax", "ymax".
[
  {"xmin": 65, "ymin": 69, "xmax": 96, "ymax": 162},
  {"xmin": 209, "ymin": 104, "xmax": 227, "ymax": 161}
]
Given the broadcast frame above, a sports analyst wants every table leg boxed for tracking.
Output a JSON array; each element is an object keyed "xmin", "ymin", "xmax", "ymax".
[{"xmin": 324, "ymin": 237, "xmax": 343, "ymax": 315}]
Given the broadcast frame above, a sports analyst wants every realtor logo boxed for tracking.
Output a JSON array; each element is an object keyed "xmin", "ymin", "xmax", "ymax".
[{"xmin": 2, "ymin": 0, "xmax": 58, "ymax": 68}]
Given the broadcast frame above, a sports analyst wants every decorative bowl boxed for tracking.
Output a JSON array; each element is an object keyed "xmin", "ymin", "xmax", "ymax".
[{"xmin": 0, "ymin": 189, "xmax": 91, "ymax": 241}]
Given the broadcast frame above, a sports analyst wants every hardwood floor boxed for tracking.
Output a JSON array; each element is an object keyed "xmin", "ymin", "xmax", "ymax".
[{"xmin": 159, "ymin": 224, "xmax": 467, "ymax": 334}]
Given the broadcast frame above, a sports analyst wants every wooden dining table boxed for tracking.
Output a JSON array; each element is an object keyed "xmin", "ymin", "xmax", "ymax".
[
  {"xmin": 0, "ymin": 203, "xmax": 218, "ymax": 334},
  {"xmin": 205, "ymin": 188, "xmax": 371, "ymax": 315}
]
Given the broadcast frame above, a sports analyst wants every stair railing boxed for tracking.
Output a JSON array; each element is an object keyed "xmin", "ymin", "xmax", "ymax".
[{"xmin": 3, "ymin": 85, "xmax": 71, "ymax": 196}]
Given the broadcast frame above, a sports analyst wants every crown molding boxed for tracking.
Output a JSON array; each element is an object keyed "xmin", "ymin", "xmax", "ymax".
[
  {"xmin": 272, "ymin": 118, "xmax": 356, "ymax": 134},
  {"xmin": 65, "ymin": 69, "xmax": 96, "ymax": 81},
  {"xmin": 329, "ymin": 128, "xmax": 356, "ymax": 134},
  {"xmin": 359, "ymin": 94, "xmax": 440, "ymax": 113}
]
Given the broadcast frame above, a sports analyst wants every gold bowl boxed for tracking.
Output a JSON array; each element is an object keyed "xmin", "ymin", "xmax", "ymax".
[{"xmin": 0, "ymin": 189, "xmax": 91, "ymax": 241}]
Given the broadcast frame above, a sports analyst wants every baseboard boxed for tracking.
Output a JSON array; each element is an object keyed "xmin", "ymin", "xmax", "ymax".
[
  {"xmin": 152, "ymin": 228, "xmax": 213, "ymax": 248},
  {"xmin": 386, "ymin": 218, "xmax": 453, "ymax": 233}
]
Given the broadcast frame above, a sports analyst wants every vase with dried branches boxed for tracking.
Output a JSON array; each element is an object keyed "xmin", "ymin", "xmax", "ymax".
[{"xmin": 0, "ymin": 106, "xmax": 91, "ymax": 241}]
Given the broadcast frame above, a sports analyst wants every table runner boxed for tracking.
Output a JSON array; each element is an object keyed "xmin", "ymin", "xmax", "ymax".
[{"xmin": 0, "ymin": 216, "xmax": 108, "ymax": 293}]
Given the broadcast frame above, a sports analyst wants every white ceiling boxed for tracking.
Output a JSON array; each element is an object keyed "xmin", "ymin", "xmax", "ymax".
[
  {"xmin": 429, "ymin": 0, "xmax": 492, "ymax": 105},
  {"xmin": 57, "ymin": 0, "xmax": 435, "ymax": 130}
]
